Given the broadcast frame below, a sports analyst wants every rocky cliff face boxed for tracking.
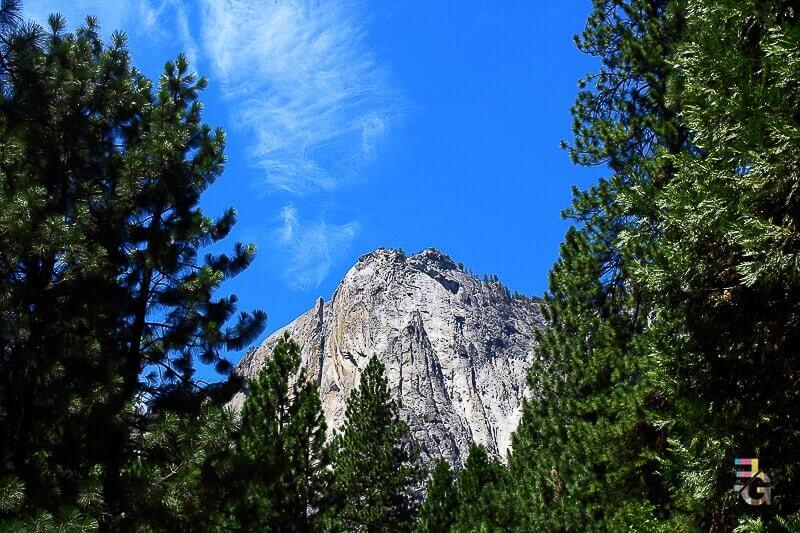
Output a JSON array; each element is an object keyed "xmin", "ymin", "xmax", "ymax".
[{"xmin": 231, "ymin": 248, "xmax": 545, "ymax": 468}]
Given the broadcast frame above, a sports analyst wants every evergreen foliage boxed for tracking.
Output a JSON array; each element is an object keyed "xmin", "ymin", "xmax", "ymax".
[
  {"xmin": 116, "ymin": 403, "xmax": 239, "ymax": 531},
  {"xmin": 505, "ymin": 1, "xmax": 688, "ymax": 529},
  {"xmin": 636, "ymin": 0, "xmax": 800, "ymax": 528},
  {"xmin": 416, "ymin": 459, "xmax": 457, "ymax": 533},
  {"xmin": 0, "ymin": 5, "xmax": 264, "ymax": 527},
  {"xmin": 451, "ymin": 445, "xmax": 507, "ymax": 532},
  {"xmin": 236, "ymin": 333, "xmax": 330, "ymax": 531},
  {"xmin": 327, "ymin": 356, "xmax": 422, "ymax": 532},
  {"xmin": 502, "ymin": 0, "xmax": 800, "ymax": 530}
]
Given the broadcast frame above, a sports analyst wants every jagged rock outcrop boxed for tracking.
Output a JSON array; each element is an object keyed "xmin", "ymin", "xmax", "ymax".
[{"xmin": 231, "ymin": 248, "xmax": 545, "ymax": 468}]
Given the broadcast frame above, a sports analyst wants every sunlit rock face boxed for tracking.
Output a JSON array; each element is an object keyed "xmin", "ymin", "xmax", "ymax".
[{"xmin": 231, "ymin": 248, "xmax": 544, "ymax": 468}]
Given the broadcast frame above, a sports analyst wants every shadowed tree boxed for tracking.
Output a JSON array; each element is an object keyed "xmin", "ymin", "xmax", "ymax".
[
  {"xmin": 506, "ymin": 0, "xmax": 689, "ymax": 530},
  {"xmin": 0, "ymin": 5, "xmax": 265, "ymax": 527},
  {"xmin": 327, "ymin": 356, "xmax": 422, "ymax": 532},
  {"xmin": 235, "ymin": 334, "xmax": 331, "ymax": 531},
  {"xmin": 416, "ymin": 459, "xmax": 457, "ymax": 533},
  {"xmin": 452, "ymin": 444, "xmax": 507, "ymax": 531}
]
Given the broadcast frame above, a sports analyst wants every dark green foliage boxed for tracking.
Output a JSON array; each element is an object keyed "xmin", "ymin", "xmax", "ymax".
[
  {"xmin": 417, "ymin": 447, "xmax": 507, "ymax": 533},
  {"xmin": 328, "ymin": 356, "xmax": 422, "ymax": 532},
  {"xmin": 567, "ymin": 0, "xmax": 685, "ymax": 172},
  {"xmin": 505, "ymin": 0, "xmax": 800, "ymax": 529},
  {"xmin": 115, "ymin": 403, "xmax": 240, "ymax": 531},
  {"xmin": 509, "ymin": 228, "xmax": 680, "ymax": 531},
  {"xmin": 416, "ymin": 460, "xmax": 457, "ymax": 533},
  {"xmin": 452, "ymin": 445, "xmax": 507, "ymax": 532},
  {"xmin": 505, "ymin": 1, "xmax": 687, "ymax": 530},
  {"xmin": 637, "ymin": 0, "xmax": 800, "ymax": 529},
  {"xmin": 236, "ymin": 333, "xmax": 330, "ymax": 531},
  {"xmin": 0, "ymin": 5, "xmax": 264, "ymax": 527}
]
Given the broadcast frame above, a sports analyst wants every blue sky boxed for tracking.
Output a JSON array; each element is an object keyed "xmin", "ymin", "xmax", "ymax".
[{"xmin": 25, "ymin": 0, "xmax": 600, "ymax": 370}]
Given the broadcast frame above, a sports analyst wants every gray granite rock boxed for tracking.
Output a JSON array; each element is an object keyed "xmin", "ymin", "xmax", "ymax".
[{"xmin": 231, "ymin": 248, "xmax": 545, "ymax": 468}]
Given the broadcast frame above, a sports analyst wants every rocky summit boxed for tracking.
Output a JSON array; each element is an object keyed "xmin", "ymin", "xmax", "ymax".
[{"xmin": 231, "ymin": 248, "xmax": 545, "ymax": 468}]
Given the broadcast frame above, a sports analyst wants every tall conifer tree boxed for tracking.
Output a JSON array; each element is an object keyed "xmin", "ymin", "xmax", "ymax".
[
  {"xmin": 416, "ymin": 459, "xmax": 457, "ymax": 533},
  {"xmin": 506, "ymin": 1, "xmax": 687, "ymax": 529},
  {"xmin": 452, "ymin": 444, "xmax": 507, "ymax": 531},
  {"xmin": 236, "ymin": 334, "xmax": 330, "ymax": 531},
  {"xmin": 327, "ymin": 356, "xmax": 422, "ymax": 532},
  {"xmin": 0, "ymin": 6, "xmax": 265, "ymax": 527},
  {"xmin": 638, "ymin": 0, "xmax": 800, "ymax": 528}
]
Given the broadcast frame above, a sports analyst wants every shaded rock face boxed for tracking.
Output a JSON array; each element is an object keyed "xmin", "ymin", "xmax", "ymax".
[{"xmin": 231, "ymin": 248, "xmax": 545, "ymax": 468}]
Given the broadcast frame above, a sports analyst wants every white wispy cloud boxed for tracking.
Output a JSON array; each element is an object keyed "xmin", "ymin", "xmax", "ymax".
[
  {"xmin": 274, "ymin": 204, "xmax": 360, "ymax": 290},
  {"xmin": 23, "ymin": 0, "xmax": 199, "ymax": 66},
  {"xmin": 169, "ymin": 2, "xmax": 200, "ymax": 67},
  {"xmin": 24, "ymin": 0, "xmax": 156, "ymax": 36},
  {"xmin": 199, "ymin": 0, "xmax": 402, "ymax": 194},
  {"xmin": 25, "ymin": 0, "xmax": 386, "ymax": 290}
]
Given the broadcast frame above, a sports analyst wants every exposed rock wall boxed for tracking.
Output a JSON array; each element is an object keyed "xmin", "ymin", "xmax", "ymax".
[{"xmin": 231, "ymin": 248, "xmax": 545, "ymax": 468}]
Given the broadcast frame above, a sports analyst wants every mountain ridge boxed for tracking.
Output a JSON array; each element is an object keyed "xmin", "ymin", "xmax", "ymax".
[{"xmin": 231, "ymin": 247, "xmax": 545, "ymax": 467}]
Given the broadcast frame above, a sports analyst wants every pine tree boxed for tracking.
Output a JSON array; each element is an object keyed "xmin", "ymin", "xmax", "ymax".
[
  {"xmin": 236, "ymin": 333, "xmax": 330, "ymax": 531},
  {"xmin": 416, "ymin": 459, "xmax": 457, "ymax": 533},
  {"xmin": 636, "ymin": 0, "xmax": 800, "ymax": 528},
  {"xmin": 506, "ymin": 1, "xmax": 688, "ymax": 530},
  {"xmin": 327, "ymin": 356, "xmax": 422, "ymax": 532},
  {"xmin": 115, "ymin": 402, "xmax": 240, "ymax": 531},
  {"xmin": 452, "ymin": 444, "xmax": 507, "ymax": 532},
  {"xmin": 0, "ymin": 10, "xmax": 142, "ymax": 527},
  {"xmin": 0, "ymin": 7, "xmax": 265, "ymax": 527}
]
